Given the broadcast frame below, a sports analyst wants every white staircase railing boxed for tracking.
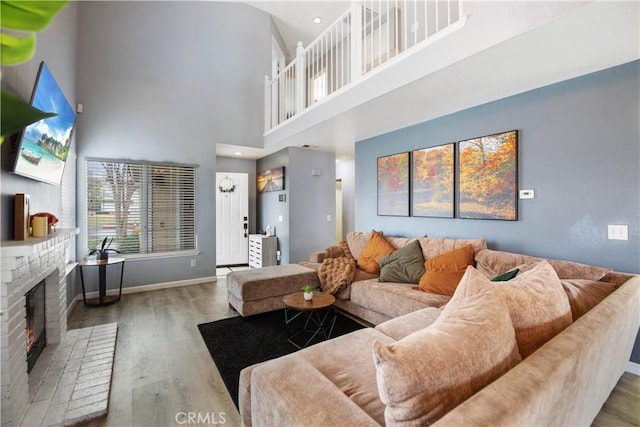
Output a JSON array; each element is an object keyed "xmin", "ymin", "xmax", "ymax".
[{"xmin": 265, "ymin": 0, "xmax": 465, "ymax": 132}]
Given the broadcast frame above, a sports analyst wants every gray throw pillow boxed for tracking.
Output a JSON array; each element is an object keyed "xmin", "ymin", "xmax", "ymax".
[{"xmin": 379, "ymin": 240, "xmax": 425, "ymax": 283}]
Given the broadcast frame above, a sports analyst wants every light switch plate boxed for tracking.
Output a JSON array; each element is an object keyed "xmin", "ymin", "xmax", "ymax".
[{"xmin": 519, "ymin": 189, "xmax": 535, "ymax": 199}]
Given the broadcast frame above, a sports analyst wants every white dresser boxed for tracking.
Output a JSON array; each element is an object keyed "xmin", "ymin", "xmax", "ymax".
[{"xmin": 248, "ymin": 234, "xmax": 277, "ymax": 268}]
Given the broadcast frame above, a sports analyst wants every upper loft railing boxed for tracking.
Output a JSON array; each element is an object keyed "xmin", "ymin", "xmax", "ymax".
[{"xmin": 265, "ymin": 0, "xmax": 465, "ymax": 132}]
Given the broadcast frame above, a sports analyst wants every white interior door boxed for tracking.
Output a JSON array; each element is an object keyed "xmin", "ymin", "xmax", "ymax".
[{"xmin": 216, "ymin": 172, "xmax": 249, "ymax": 266}]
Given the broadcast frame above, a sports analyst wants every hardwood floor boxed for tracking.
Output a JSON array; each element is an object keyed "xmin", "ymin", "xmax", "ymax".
[
  {"xmin": 68, "ymin": 281, "xmax": 240, "ymax": 427},
  {"xmin": 67, "ymin": 280, "xmax": 640, "ymax": 427},
  {"xmin": 593, "ymin": 372, "xmax": 640, "ymax": 427}
]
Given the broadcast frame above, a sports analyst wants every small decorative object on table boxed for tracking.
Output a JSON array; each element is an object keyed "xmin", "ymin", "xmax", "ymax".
[
  {"xmin": 302, "ymin": 284, "xmax": 314, "ymax": 301},
  {"xmin": 89, "ymin": 236, "xmax": 120, "ymax": 261}
]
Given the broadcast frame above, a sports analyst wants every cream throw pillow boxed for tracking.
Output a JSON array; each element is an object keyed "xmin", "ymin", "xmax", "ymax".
[
  {"xmin": 493, "ymin": 260, "xmax": 573, "ymax": 358},
  {"xmin": 372, "ymin": 266, "xmax": 521, "ymax": 426}
]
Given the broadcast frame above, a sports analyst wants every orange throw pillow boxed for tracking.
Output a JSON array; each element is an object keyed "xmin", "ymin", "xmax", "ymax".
[
  {"xmin": 418, "ymin": 244, "xmax": 475, "ymax": 295},
  {"xmin": 356, "ymin": 230, "xmax": 396, "ymax": 274}
]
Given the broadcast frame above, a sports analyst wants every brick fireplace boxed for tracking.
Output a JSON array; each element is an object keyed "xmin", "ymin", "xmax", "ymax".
[{"xmin": 1, "ymin": 229, "xmax": 77, "ymax": 426}]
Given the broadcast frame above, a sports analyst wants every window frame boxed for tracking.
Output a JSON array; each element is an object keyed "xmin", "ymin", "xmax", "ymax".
[{"xmin": 85, "ymin": 157, "xmax": 198, "ymax": 260}]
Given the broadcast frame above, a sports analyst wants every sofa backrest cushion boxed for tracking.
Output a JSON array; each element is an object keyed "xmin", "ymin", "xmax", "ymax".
[
  {"xmin": 493, "ymin": 260, "xmax": 573, "ymax": 358},
  {"xmin": 475, "ymin": 248, "xmax": 612, "ymax": 281},
  {"xmin": 417, "ymin": 244, "xmax": 475, "ymax": 295},
  {"xmin": 378, "ymin": 240, "xmax": 425, "ymax": 284},
  {"xmin": 356, "ymin": 230, "xmax": 397, "ymax": 274},
  {"xmin": 561, "ymin": 279, "xmax": 617, "ymax": 321},
  {"xmin": 418, "ymin": 236, "xmax": 486, "ymax": 260},
  {"xmin": 372, "ymin": 266, "xmax": 521, "ymax": 426},
  {"xmin": 346, "ymin": 231, "xmax": 414, "ymax": 261}
]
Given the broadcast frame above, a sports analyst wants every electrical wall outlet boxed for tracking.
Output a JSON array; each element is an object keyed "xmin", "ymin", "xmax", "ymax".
[
  {"xmin": 190, "ymin": 259, "xmax": 197, "ymax": 267},
  {"xmin": 607, "ymin": 225, "xmax": 628, "ymax": 240}
]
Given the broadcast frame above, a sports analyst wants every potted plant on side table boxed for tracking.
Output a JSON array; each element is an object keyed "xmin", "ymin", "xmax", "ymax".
[
  {"xmin": 302, "ymin": 284, "xmax": 314, "ymax": 301},
  {"xmin": 90, "ymin": 237, "xmax": 120, "ymax": 262}
]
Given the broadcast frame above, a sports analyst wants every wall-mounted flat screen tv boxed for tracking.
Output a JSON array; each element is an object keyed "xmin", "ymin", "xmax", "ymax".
[{"xmin": 12, "ymin": 62, "xmax": 76, "ymax": 185}]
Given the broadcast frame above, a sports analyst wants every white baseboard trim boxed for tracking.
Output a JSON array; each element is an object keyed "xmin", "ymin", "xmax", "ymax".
[
  {"xmin": 626, "ymin": 361, "xmax": 640, "ymax": 376},
  {"xmin": 67, "ymin": 297, "xmax": 79, "ymax": 316},
  {"xmin": 75, "ymin": 275, "xmax": 218, "ymax": 301}
]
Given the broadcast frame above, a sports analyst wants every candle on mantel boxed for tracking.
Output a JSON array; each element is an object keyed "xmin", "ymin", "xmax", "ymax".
[{"xmin": 32, "ymin": 217, "xmax": 47, "ymax": 237}]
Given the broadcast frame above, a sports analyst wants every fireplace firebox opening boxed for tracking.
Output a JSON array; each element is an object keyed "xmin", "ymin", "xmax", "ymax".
[{"xmin": 26, "ymin": 280, "xmax": 46, "ymax": 373}]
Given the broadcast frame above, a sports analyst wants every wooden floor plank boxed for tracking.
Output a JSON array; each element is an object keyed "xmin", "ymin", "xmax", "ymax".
[{"xmin": 67, "ymin": 280, "xmax": 639, "ymax": 427}]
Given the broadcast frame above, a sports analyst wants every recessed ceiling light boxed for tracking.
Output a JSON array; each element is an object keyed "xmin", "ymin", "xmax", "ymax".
[
  {"xmin": 234, "ymin": 151, "xmax": 243, "ymax": 156},
  {"xmin": 313, "ymin": 16, "xmax": 322, "ymax": 24}
]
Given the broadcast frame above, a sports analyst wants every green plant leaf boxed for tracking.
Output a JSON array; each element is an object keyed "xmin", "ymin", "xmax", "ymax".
[
  {"xmin": 0, "ymin": 1, "xmax": 67, "ymax": 32},
  {"xmin": 0, "ymin": 89, "xmax": 56, "ymax": 139},
  {"xmin": 0, "ymin": 32, "xmax": 36, "ymax": 65}
]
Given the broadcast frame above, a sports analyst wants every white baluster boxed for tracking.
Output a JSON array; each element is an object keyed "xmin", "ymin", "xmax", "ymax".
[
  {"xmin": 350, "ymin": 0, "xmax": 363, "ymax": 81},
  {"xmin": 295, "ymin": 41, "xmax": 306, "ymax": 113}
]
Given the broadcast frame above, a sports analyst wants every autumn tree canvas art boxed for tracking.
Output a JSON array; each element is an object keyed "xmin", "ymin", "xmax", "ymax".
[
  {"xmin": 377, "ymin": 152, "xmax": 409, "ymax": 216},
  {"xmin": 458, "ymin": 130, "xmax": 518, "ymax": 220},
  {"xmin": 412, "ymin": 143, "xmax": 455, "ymax": 217}
]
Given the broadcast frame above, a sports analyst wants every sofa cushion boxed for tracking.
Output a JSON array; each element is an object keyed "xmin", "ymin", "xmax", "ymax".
[
  {"xmin": 379, "ymin": 240, "xmax": 425, "ymax": 283},
  {"xmin": 372, "ymin": 266, "xmax": 522, "ymax": 426},
  {"xmin": 561, "ymin": 279, "xmax": 617, "ymax": 321},
  {"xmin": 417, "ymin": 236, "xmax": 486, "ymax": 260},
  {"xmin": 248, "ymin": 327, "xmax": 394, "ymax": 426},
  {"xmin": 350, "ymin": 279, "xmax": 450, "ymax": 319},
  {"xmin": 346, "ymin": 231, "xmax": 414, "ymax": 261},
  {"xmin": 375, "ymin": 306, "xmax": 442, "ymax": 341},
  {"xmin": 475, "ymin": 248, "xmax": 612, "ymax": 281},
  {"xmin": 418, "ymin": 244, "xmax": 475, "ymax": 295},
  {"xmin": 493, "ymin": 260, "xmax": 573, "ymax": 358},
  {"xmin": 357, "ymin": 230, "xmax": 397, "ymax": 274}
]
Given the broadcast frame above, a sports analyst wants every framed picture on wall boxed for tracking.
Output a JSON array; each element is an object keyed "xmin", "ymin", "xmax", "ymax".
[
  {"xmin": 412, "ymin": 143, "xmax": 455, "ymax": 217},
  {"xmin": 457, "ymin": 130, "xmax": 518, "ymax": 220},
  {"xmin": 257, "ymin": 167, "xmax": 285, "ymax": 192},
  {"xmin": 377, "ymin": 152, "xmax": 409, "ymax": 216}
]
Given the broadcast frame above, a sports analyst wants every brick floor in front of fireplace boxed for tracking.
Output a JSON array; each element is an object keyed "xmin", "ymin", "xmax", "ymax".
[{"xmin": 20, "ymin": 323, "xmax": 118, "ymax": 427}]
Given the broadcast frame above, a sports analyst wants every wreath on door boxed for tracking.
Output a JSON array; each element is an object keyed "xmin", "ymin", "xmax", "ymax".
[{"xmin": 218, "ymin": 176, "xmax": 236, "ymax": 194}]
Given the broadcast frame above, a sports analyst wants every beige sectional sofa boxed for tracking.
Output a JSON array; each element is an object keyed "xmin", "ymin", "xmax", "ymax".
[{"xmin": 239, "ymin": 232, "xmax": 639, "ymax": 426}]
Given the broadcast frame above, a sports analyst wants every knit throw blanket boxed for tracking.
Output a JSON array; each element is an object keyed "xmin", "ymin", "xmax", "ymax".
[{"xmin": 318, "ymin": 241, "xmax": 356, "ymax": 295}]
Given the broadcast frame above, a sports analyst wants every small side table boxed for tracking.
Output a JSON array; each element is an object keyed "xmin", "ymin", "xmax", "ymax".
[
  {"xmin": 283, "ymin": 292, "xmax": 336, "ymax": 349},
  {"xmin": 79, "ymin": 257, "xmax": 125, "ymax": 307}
]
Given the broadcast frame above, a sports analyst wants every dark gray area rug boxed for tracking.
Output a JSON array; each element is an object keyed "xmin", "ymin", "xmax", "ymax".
[{"xmin": 198, "ymin": 309, "xmax": 365, "ymax": 407}]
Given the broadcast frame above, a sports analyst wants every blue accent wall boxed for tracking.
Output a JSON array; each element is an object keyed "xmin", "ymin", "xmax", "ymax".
[
  {"xmin": 356, "ymin": 60, "xmax": 639, "ymax": 273},
  {"xmin": 356, "ymin": 61, "xmax": 640, "ymax": 364}
]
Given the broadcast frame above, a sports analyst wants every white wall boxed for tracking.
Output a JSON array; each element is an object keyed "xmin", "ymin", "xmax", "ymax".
[
  {"xmin": 336, "ymin": 160, "xmax": 355, "ymax": 239},
  {"xmin": 75, "ymin": 1, "xmax": 271, "ymax": 285}
]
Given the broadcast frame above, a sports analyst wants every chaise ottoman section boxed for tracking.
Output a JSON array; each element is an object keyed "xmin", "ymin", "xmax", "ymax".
[{"xmin": 227, "ymin": 264, "xmax": 320, "ymax": 316}]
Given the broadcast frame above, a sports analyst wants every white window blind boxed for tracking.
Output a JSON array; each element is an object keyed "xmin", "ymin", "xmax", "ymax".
[{"xmin": 86, "ymin": 159, "xmax": 196, "ymax": 255}]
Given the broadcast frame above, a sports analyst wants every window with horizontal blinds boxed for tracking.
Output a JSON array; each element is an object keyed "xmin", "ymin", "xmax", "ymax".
[{"xmin": 86, "ymin": 159, "xmax": 196, "ymax": 255}]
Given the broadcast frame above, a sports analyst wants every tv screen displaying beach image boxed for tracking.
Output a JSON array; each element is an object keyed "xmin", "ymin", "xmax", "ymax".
[{"xmin": 14, "ymin": 62, "xmax": 76, "ymax": 185}]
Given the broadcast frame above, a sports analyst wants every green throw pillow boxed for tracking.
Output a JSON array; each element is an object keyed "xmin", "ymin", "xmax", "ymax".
[
  {"xmin": 491, "ymin": 268, "xmax": 520, "ymax": 282},
  {"xmin": 379, "ymin": 240, "xmax": 425, "ymax": 284}
]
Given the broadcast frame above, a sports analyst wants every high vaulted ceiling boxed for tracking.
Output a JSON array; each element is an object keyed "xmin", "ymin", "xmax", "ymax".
[{"xmin": 246, "ymin": 1, "xmax": 348, "ymax": 56}]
